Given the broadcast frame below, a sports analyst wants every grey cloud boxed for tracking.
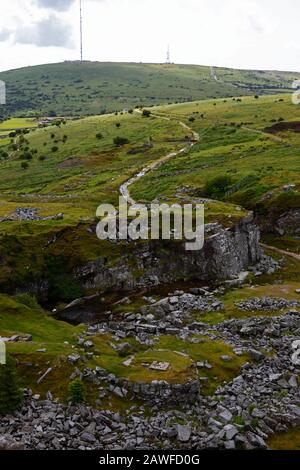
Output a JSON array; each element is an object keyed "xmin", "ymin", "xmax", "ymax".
[
  {"xmin": 14, "ymin": 14, "xmax": 74, "ymax": 48},
  {"xmin": 35, "ymin": 0, "xmax": 106, "ymax": 11},
  {"xmin": 35, "ymin": 0, "xmax": 75, "ymax": 11}
]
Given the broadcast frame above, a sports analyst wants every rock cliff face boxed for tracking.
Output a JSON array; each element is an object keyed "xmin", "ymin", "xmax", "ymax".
[
  {"xmin": 73, "ymin": 214, "xmax": 261, "ymax": 293},
  {"xmin": 275, "ymin": 209, "xmax": 300, "ymax": 235}
]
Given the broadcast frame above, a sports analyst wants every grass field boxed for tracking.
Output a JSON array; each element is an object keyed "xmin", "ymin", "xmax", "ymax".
[
  {"xmin": 131, "ymin": 94, "xmax": 300, "ymax": 222},
  {"xmin": 0, "ymin": 61, "xmax": 299, "ymax": 118},
  {"xmin": 0, "ymin": 118, "xmax": 37, "ymax": 130}
]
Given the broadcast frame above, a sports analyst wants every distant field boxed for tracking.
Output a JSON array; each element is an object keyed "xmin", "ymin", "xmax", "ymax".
[
  {"xmin": 0, "ymin": 118, "xmax": 37, "ymax": 130},
  {"xmin": 0, "ymin": 118, "xmax": 37, "ymax": 146},
  {"xmin": 0, "ymin": 61, "xmax": 299, "ymax": 118}
]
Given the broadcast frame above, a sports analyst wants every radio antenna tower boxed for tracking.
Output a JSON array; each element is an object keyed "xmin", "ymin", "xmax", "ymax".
[
  {"xmin": 80, "ymin": 0, "xmax": 83, "ymax": 61},
  {"xmin": 166, "ymin": 44, "xmax": 171, "ymax": 64}
]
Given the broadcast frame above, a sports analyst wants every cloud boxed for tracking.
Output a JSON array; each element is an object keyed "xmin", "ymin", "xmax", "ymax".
[
  {"xmin": 35, "ymin": 0, "xmax": 75, "ymax": 11},
  {"xmin": 14, "ymin": 14, "xmax": 74, "ymax": 48},
  {"xmin": 248, "ymin": 15, "xmax": 264, "ymax": 34},
  {"xmin": 35, "ymin": 0, "xmax": 106, "ymax": 11},
  {"xmin": 0, "ymin": 29, "xmax": 11, "ymax": 42}
]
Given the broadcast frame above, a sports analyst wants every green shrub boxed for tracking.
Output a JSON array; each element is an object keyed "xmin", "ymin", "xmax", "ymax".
[
  {"xmin": 68, "ymin": 379, "xmax": 86, "ymax": 404},
  {"xmin": 96, "ymin": 133, "xmax": 103, "ymax": 140},
  {"xmin": 0, "ymin": 355, "xmax": 24, "ymax": 415},
  {"xmin": 21, "ymin": 162, "xmax": 29, "ymax": 170},
  {"xmin": 202, "ymin": 175, "xmax": 234, "ymax": 199},
  {"xmin": 113, "ymin": 136, "xmax": 129, "ymax": 146},
  {"xmin": 48, "ymin": 274, "xmax": 84, "ymax": 302},
  {"xmin": 15, "ymin": 293, "xmax": 40, "ymax": 310}
]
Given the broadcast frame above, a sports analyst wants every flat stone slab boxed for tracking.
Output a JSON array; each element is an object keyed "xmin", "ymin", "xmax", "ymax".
[{"xmin": 149, "ymin": 361, "xmax": 170, "ymax": 371}]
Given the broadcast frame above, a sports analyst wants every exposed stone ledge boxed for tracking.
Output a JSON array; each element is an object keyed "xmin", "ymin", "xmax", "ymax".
[
  {"xmin": 81, "ymin": 367, "xmax": 201, "ymax": 406},
  {"xmin": 73, "ymin": 215, "xmax": 262, "ymax": 293}
]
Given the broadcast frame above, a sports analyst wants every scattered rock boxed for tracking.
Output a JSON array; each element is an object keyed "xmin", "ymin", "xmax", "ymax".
[{"xmin": 176, "ymin": 424, "xmax": 192, "ymax": 442}]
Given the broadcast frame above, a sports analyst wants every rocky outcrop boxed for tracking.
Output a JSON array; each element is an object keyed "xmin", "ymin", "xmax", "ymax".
[
  {"xmin": 73, "ymin": 215, "xmax": 261, "ymax": 293},
  {"xmin": 0, "ymin": 207, "xmax": 64, "ymax": 223},
  {"xmin": 275, "ymin": 209, "xmax": 300, "ymax": 235},
  {"xmin": 80, "ymin": 366, "xmax": 200, "ymax": 406},
  {"xmin": 1, "ymin": 309, "xmax": 300, "ymax": 451}
]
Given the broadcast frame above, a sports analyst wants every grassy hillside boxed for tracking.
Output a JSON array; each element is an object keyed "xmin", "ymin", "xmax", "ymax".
[
  {"xmin": 0, "ymin": 109, "xmax": 192, "ymax": 297},
  {"xmin": 131, "ymin": 94, "xmax": 300, "ymax": 235},
  {"xmin": 0, "ymin": 94, "xmax": 299, "ymax": 297},
  {"xmin": 0, "ymin": 61, "xmax": 299, "ymax": 118}
]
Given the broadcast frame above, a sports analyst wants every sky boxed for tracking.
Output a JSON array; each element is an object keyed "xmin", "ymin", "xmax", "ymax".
[{"xmin": 0, "ymin": 0, "xmax": 299, "ymax": 72}]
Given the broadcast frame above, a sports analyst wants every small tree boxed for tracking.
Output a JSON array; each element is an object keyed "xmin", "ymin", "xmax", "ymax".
[
  {"xmin": 68, "ymin": 379, "xmax": 86, "ymax": 404},
  {"xmin": 113, "ymin": 136, "xmax": 129, "ymax": 147},
  {"xmin": 0, "ymin": 355, "xmax": 24, "ymax": 414},
  {"xmin": 21, "ymin": 162, "xmax": 29, "ymax": 170},
  {"xmin": 142, "ymin": 109, "xmax": 151, "ymax": 118},
  {"xmin": 202, "ymin": 175, "xmax": 233, "ymax": 199}
]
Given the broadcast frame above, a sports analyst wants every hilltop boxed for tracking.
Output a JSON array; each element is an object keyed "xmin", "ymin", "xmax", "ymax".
[{"xmin": 0, "ymin": 61, "xmax": 299, "ymax": 118}]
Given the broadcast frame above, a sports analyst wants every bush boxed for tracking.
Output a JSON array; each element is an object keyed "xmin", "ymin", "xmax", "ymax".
[
  {"xmin": 202, "ymin": 175, "xmax": 234, "ymax": 199},
  {"xmin": 142, "ymin": 109, "xmax": 151, "ymax": 117},
  {"xmin": 113, "ymin": 136, "xmax": 129, "ymax": 147},
  {"xmin": 188, "ymin": 116, "xmax": 195, "ymax": 122},
  {"xmin": 116, "ymin": 123, "xmax": 121, "ymax": 128},
  {"xmin": 51, "ymin": 146, "xmax": 59, "ymax": 153},
  {"xmin": 68, "ymin": 379, "xmax": 86, "ymax": 404},
  {"xmin": 96, "ymin": 133, "xmax": 103, "ymax": 140},
  {"xmin": 20, "ymin": 151, "xmax": 32, "ymax": 161},
  {"xmin": 15, "ymin": 293, "xmax": 40, "ymax": 310},
  {"xmin": 0, "ymin": 151, "xmax": 8, "ymax": 160},
  {"xmin": 0, "ymin": 355, "xmax": 24, "ymax": 414},
  {"xmin": 21, "ymin": 162, "xmax": 29, "ymax": 170},
  {"xmin": 48, "ymin": 273, "xmax": 84, "ymax": 302}
]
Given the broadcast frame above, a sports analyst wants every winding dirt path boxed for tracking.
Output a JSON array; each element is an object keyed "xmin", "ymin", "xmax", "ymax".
[
  {"xmin": 242, "ymin": 126, "xmax": 285, "ymax": 143},
  {"xmin": 120, "ymin": 112, "xmax": 199, "ymax": 205},
  {"xmin": 261, "ymin": 243, "xmax": 300, "ymax": 262}
]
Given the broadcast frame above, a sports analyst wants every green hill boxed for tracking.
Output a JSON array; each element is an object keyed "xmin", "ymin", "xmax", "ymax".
[
  {"xmin": 0, "ymin": 93, "xmax": 299, "ymax": 300},
  {"xmin": 0, "ymin": 61, "xmax": 299, "ymax": 118}
]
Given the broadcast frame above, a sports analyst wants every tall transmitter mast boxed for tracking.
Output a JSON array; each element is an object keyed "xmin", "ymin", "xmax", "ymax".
[{"xmin": 80, "ymin": 0, "xmax": 83, "ymax": 61}]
